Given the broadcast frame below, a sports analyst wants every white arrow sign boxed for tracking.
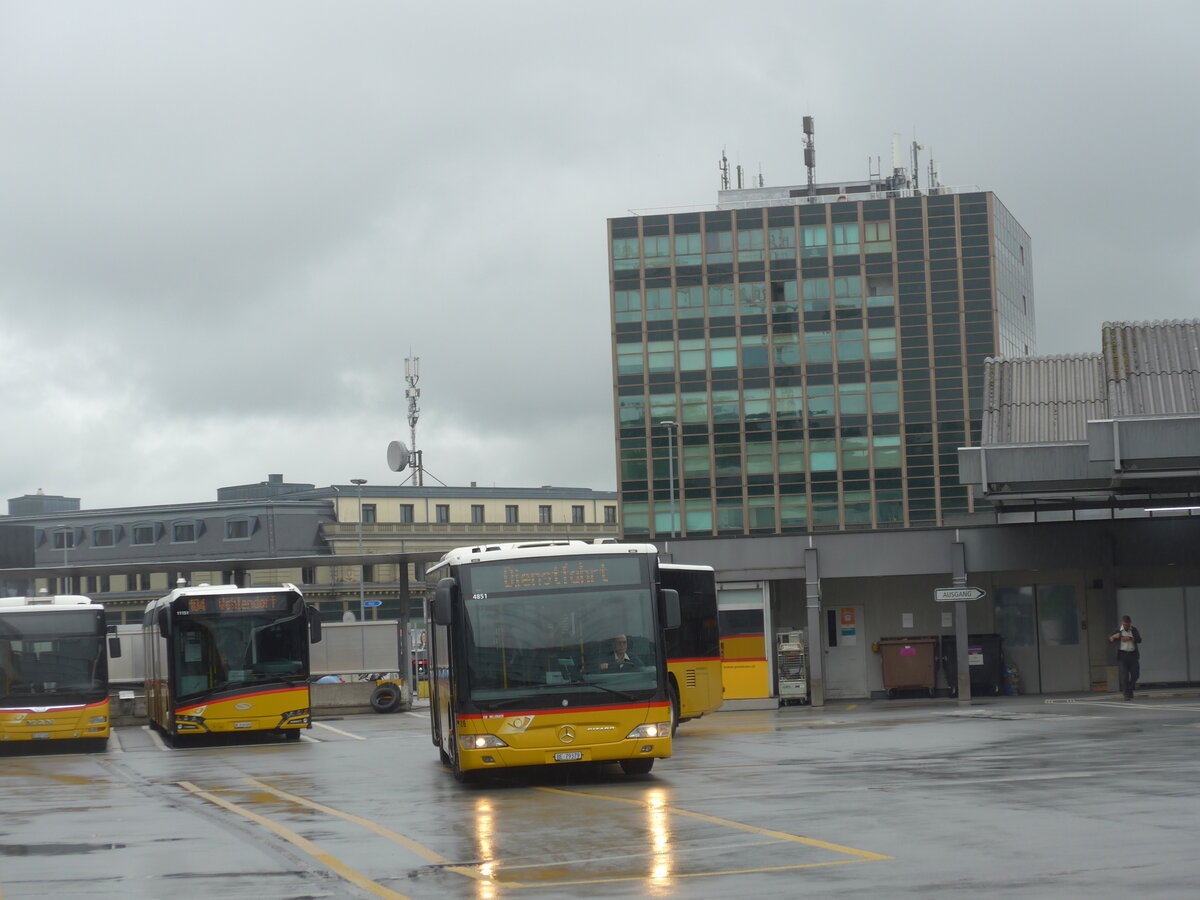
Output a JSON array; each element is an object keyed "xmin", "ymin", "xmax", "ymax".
[{"xmin": 934, "ymin": 587, "xmax": 986, "ymax": 602}]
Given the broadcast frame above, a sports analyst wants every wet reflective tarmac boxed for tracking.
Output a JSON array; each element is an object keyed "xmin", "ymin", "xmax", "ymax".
[{"xmin": 2, "ymin": 693, "xmax": 1198, "ymax": 898}]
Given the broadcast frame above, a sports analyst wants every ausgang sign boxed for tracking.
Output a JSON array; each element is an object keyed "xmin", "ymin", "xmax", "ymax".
[{"xmin": 934, "ymin": 587, "xmax": 987, "ymax": 602}]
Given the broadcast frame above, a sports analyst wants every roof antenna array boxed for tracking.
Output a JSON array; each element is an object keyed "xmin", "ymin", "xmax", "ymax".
[
  {"xmin": 802, "ymin": 115, "xmax": 816, "ymax": 197},
  {"xmin": 388, "ymin": 355, "xmax": 446, "ymax": 487},
  {"xmin": 719, "ymin": 148, "xmax": 730, "ymax": 190}
]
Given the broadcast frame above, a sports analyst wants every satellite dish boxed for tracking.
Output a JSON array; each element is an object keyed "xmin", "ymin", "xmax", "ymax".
[{"xmin": 387, "ymin": 440, "xmax": 411, "ymax": 472}]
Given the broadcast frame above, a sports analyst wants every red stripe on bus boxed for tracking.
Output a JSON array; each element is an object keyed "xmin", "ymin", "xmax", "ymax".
[
  {"xmin": 459, "ymin": 701, "xmax": 671, "ymax": 720},
  {"xmin": 177, "ymin": 686, "xmax": 306, "ymax": 713}
]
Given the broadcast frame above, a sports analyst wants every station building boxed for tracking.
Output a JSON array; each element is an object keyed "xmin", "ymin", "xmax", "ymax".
[
  {"xmin": 0, "ymin": 477, "xmax": 619, "ymax": 625},
  {"xmin": 608, "ymin": 155, "xmax": 1198, "ymax": 702}
]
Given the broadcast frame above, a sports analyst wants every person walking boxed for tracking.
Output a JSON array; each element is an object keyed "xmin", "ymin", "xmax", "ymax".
[{"xmin": 1108, "ymin": 615, "xmax": 1142, "ymax": 701}]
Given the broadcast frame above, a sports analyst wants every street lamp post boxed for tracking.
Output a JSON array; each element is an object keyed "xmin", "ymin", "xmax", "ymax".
[
  {"xmin": 350, "ymin": 479, "xmax": 367, "ymax": 621},
  {"xmin": 57, "ymin": 524, "xmax": 70, "ymax": 593},
  {"xmin": 660, "ymin": 421, "xmax": 679, "ymax": 538}
]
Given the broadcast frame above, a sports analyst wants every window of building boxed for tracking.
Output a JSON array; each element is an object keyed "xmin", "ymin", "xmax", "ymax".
[
  {"xmin": 471, "ymin": 504, "xmax": 485, "ymax": 525},
  {"xmin": 361, "ymin": 504, "xmax": 377, "ymax": 524},
  {"xmin": 617, "ymin": 344, "xmax": 644, "ymax": 375},
  {"xmin": 171, "ymin": 521, "xmax": 197, "ymax": 543},
  {"xmin": 52, "ymin": 530, "xmax": 74, "ymax": 551},
  {"xmin": 615, "ymin": 289, "xmax": 642, "ymax": 323},
  {"xmin": 675, "ymin": 233, "xmax": 702, "ymax": 266},
  {"xmin": 643, "ymin": 235, "xmax": 671, "ymax": 267},
  {"xmin": 868, "ymin": 327, "xmax": 898, "ymax": 360},
  {"xmin": 302, "ymin": 567, "xmax": 316, "ymax": 584},
  {"xmin": 92, "ymin": 527, "xmax": 115, "ymax": 548},
  {"xmin": 708, "ymin": 284, "xmax": 735, "ymax": 313},
  {"xmin": 839, "ymin": 382, "xmax": 868, "ymax": 415},
  {"xmin": 834, "ymin": 276, "xmax": 862, "ymax": 310},
  {"xmin": 736, "ymin": 229, "xmax": 763, "ymax": 262},
  {"xmin": 399, "ymin": 504, "xmax": 414, "ymax": 524},
  {"xmin": 604, "ymin": 505, "xmax": 617, "ymax": 524},
  {"xmin": 647, "ymin": 340, "xmax": 675, "ymax": 373},
  {"xmin": 678, "ymin": 338, "xmax": 707, "ymax": 371},
  {"xmin": 768, "ymin": 227, "xmax": 796, "ymax": 260},
  {"xmin": 132, "ymin": 524, "xmax": 157, "ymax": 546},
  {"xmin": 832, "ymin": 223, "xmax": 860, "ymax": 256},
  {"xmin": 836, "ymin": 329, "xmax": 865, "ymax": 362},
  {"xmin": 676, "ymin": 285, "xmax": 704, "ymax": 319},
  {"xmin": 362, "ymin": 564, "xmax": 374, "ymax": 583},
  {"xmin": 801, "ymin": 225, "xmax": 827, "ymax": 258},
  {"xmin": 505, "ymin": 505, "xmax": 519, "ymax": 524},
  {"xmin": 802, "ymin": 278, "xmax": 830, "ymax": 312},
  {"xmin": 572, "ymin": 505, "xmax": 585, "ymax": 524},
  {"xmin": 645, "ymin": 287, "xmax": 673, "ymax": 321},
  {"xmin": 770, "ymin": 280, "xmax": 798, "ymax": 313},
  {"xmin": 612, "ymin": 237, "xmax": 640, "ymax": 270},
  {"xmin": 704, "ymin": 229, "xmax": 733, "ymax": 263},
  {"xmin": 863, "ymin": 221, "xmax": 892, "ymax": 253},
  {"xmin": 224, "ymin": 518, "xmax": 251, "ymax": 540},
  {"xmin": 436, "ymin": 504, "xmax": 450, "ymax": 524},
  {"xmin": 710, "ymin": 336, "xmax": 738, "ymax": 368},
  {"xmin": 539, "ymin": 505, "xmax": 552, "ymax": 524}
]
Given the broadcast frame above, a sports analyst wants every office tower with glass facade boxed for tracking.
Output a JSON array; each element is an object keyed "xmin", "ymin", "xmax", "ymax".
[{"xmin": 609, "ymin": 176, "xmax": 1034, "ymax": 539}]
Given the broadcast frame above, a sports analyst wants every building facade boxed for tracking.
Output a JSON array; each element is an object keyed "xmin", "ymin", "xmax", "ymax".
[
  {"xmin": 609, "ymin": 177, "xmax": 1034, "ymax": 539},
  {"xmin": 0, "ymin": 476, "xmax": 619, "ymax": 625}
]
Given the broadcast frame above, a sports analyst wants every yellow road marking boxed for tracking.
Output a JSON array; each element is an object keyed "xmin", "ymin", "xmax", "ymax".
[
  {"xmin": 177, "ymin": 781, "xmax": 413, "ymax": 900},
  {"xmin": 846, "ymin": 704, "xmax": 858, "ymax": 711},
  {"xmin": 241, "ymin": 777, "xmax": 472, "ymax": 873},
  {"xmin": 536, "ymin": 785, "xmax": 891, "ymax": 862}
]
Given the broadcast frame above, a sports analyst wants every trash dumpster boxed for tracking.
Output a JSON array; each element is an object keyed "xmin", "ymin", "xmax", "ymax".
[
  {"xmin": 877, "ymin": 636, "xmax": 938, "ymax": 698},
  {"xmin": 940, "ymin": 633, "xmax": 1004, "ymax": 697}
]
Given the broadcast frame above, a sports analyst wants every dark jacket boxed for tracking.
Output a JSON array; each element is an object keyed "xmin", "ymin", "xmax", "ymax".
[{"xmin": 1113, "ymin": 626, "xmax": 1142, "ymax": 658}]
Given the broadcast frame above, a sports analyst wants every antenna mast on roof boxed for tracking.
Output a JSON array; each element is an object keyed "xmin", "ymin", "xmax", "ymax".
[
  {"xmin": 802, "ymin": 115, "xmax": 816, "ymax": 197},
  {"xmin": 405, "ymin": 356, "xmax": 424, "ymax": 486},
  {"xmin": 719, "ymin": 148, "xmax": 730, "ymax": 190}
]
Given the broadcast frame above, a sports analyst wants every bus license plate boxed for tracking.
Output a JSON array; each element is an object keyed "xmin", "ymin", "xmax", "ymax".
[
  {"xmin": 554, "ymin": 751, "xmax": 583, "ymax": 762},
  {"xmin": 32, "ymin": 733, "xmax": 50, "ymax": 740},
  {"xmin": 234, "ymin": 721, "xmax": 253, "ymax": 729}
]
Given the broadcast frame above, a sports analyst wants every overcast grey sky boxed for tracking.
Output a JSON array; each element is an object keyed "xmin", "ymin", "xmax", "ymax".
[{"xmin": 2, "ymin": 1, "xmax": 1196, "ymax": 510}]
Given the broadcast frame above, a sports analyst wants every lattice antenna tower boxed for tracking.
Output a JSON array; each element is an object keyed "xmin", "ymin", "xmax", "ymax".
[{"xmin": 405, "ymin": 355, "xmax": 423, "ymax": 486}]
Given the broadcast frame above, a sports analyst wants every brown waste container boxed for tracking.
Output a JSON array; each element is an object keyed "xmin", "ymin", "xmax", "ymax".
[{"xmin": 877, "ymin": 636, "xmax": 939, "ymax": 698}]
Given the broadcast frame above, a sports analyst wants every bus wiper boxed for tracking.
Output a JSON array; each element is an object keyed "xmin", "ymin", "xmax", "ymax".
[{"xmin": 570, "ymin": 678, "xmax": 638, "ymax": 701}]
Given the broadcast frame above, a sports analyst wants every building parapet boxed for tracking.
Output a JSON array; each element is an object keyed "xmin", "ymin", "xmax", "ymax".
[{"xmin": 627, "ymin": 183, "xmax": 982, "ymax": 217}]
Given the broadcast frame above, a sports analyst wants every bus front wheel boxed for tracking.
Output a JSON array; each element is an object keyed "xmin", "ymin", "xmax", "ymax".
[
  {"xmin": 620, "ymin": 758, "xmax": 654, "ymax": 776},
  {"xmin": 668, "ymin": 682, "xmax": 681, "ymax": 737}
]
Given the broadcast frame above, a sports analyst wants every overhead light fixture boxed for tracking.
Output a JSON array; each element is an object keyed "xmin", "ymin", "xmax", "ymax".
[{"xmin": 1144, "ymin": 505, "xmax": 1200, "ymax": 512}]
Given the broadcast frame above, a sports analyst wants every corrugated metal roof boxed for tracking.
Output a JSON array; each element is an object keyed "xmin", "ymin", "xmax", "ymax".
[
  {"xmin": 1103, "ymin": 319, "xmax": 1200, "ymax": 416},
  {"xmin": 981, "ymin": 354, "xmax": 1107, "ymax": 443}
]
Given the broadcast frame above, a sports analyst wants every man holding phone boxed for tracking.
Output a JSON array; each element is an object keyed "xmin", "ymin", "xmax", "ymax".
[{"xmin": 1108, "ymin": 615, "xmax": 1143, "ymax": 701}]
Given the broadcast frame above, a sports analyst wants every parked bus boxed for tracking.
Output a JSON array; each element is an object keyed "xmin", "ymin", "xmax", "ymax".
[
  {"xmin": 144, "ymin": 583, "xmax": 322, "ymax": 742},
  {"xmin": 0, "ymin": 594, "xmax": 120, "ymax": 748},
  {"xmin": 660, "ymin": 563, "xmax": 723, "ymax": 731},
  {"xmin": 426, "ymin": 541, "xmax": 680, "ymax": 781}
]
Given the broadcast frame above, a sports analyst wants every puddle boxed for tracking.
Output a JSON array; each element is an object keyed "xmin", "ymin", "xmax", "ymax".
[{"xmin": 1, "ymin": 841, "xmax": 126, "ymax": 856}]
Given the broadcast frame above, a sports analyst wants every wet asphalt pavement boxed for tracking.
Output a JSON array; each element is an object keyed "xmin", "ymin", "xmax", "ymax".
[{"xmin": 2, "ymin": 690, "xmax": 1198, "ymax": 898}]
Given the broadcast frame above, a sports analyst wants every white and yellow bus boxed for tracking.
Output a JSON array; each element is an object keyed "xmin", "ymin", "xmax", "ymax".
[
  {"xmin": 144, "ymin": 583, "xmax": 322, "ymax": 742},
  {"xmin": 426, "ymin": 541, "xmax": 680, "ymax": 781},
  {"xmin": 0, "ymin": 594, "xmax": 120, "ymax": 748}
]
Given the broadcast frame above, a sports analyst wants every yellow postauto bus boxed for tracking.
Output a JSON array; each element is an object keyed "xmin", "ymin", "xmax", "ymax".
[
  {"xmin": 0, "ymin": 594, "xmax": 120, "ymax": 747},
  {"xmin": 144, "ymin": 583, "xmax": 322, "ymax": 742},
  {"xmin": 426, "ymin": 541, "xmax": 680, "ymax": 781},
  {"xmin": 660, "ymin": 564, "xmax": 723, "ymax": 732}
]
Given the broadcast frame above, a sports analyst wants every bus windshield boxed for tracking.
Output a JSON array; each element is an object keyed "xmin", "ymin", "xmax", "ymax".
[
  {"xmin": 171, "ymin": 608, "xmax": 307, "ymax": 700},
  {"xmin": 0, "ymin": 610, "xmax": 108, "ymax": 705},
  {"xmin": 462, "ymin": 584, "xmax": 660, "ymax": 705}
]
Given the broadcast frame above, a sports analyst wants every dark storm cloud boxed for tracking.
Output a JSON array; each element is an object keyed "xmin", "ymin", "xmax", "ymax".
[{"xmin": 1, "ymin": 0, "xmax": 1196, "ymax": 508}]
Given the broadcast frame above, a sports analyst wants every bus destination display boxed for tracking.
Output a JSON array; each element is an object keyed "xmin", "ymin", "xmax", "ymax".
[
  {"xmin": 183, "ymin": 593, "xmax": 292, "ymax": 615},
  {"xmin": 469, "ymin": 555, "xmax": 644, "ymax": 596}
]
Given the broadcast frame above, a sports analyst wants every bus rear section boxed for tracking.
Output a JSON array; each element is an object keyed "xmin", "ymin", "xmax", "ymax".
[
  {"xmin": 0, "ymin": 595, "xmax": 119, "ymax": 748},
  {"xmin": 426, "ymin": 541, "xmax": 678, "ymax": 781},
  {"xmin": 144, "ymin": 584, "xmax": 321, "ymax": 742},
  {"xmin": 660, "ymin": 564, "xmax": 723, "ymax": 730}
]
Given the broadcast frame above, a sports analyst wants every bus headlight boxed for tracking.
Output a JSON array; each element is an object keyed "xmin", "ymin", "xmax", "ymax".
[
  {"xmin": 89, "ymin": 715, "xmax": 108, "ymax": 725},
  {"xmin": 460, "ymin": 733, "xmax": 508, "ymax": 750},
  {"xmin": 626, "ymin": 723, "xmax": 670, "ymax": 739}
]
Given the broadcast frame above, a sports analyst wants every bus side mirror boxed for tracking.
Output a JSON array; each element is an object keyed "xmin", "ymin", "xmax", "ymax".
[
  {"xmin": 108, "ymin": 635, "xmax": 122, "ymax": 659},
  {"xmin": 432, "ymin": 577, "xmax": 457, "ymax": 627},
  {"xmin": 307, "ymin": 604, "xmax": 323, "ymax": 643},
  {"xmin": 661, "ymin": 588, "xmax": 681, "ymax": 630},
  {"xmin": 156, "ymin": 607, "xmax": 171, "ymax": 636}
]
